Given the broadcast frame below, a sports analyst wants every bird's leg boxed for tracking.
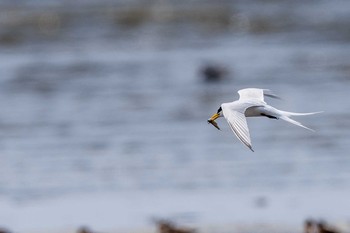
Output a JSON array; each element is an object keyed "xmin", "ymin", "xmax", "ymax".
[{"xmin": 260, "ymin": 113, "xmax": 278, "ymax": 119}]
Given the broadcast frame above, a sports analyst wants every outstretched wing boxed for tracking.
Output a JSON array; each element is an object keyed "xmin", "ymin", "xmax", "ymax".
[
  {"xmin": 222, "ymin": 104, "xmax": 254, "ymax": 152},
  {"xmin": 238, "ymin": 88, "xmax": 280, "ymax": 102}
]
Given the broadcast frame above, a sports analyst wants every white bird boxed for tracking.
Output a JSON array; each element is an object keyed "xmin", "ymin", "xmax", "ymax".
[{"xmin": 207, "ymin": 88, "xmax": 322, "ymax": 151}]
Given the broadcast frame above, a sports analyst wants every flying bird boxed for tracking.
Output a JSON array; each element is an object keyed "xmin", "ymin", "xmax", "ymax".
[{"xmin": 207, "ymin": 88, "xmax": 322, "ymax": 151}]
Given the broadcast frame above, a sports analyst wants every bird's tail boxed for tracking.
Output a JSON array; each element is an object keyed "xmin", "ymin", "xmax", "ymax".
[
  {"xmin": 278, "ymin": 110, "xmax": 323, "ymax": 117},
  {"xmin": 277, "ymin": 110, "xmax": 322, "ymax": 131},
  {"xmin": 279, "ymin": 115, "xmax": 314, "ymax": 131}
]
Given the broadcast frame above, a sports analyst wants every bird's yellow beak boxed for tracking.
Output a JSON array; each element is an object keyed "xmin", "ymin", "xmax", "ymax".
[
  {"xmin": 207, "ymin": 113, "xmax": 220, "ymax": 130},
  {"xmin": 208, "ymin": 113, "xmax": 220, "ymax": 121}
]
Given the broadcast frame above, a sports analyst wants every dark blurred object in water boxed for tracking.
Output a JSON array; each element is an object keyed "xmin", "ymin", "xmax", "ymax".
[
  {"xmin": 254, "ymin": 196, "xmax": 268, "ymax": 209},
  {"xmin": 77, "ymin": 226, "xmax": 95, "ymax": 233},
  {"xmin": 304, "ymin": 219, "xmax": 317, "ymax": 233},
  {"xmin": 156, "ymin": 219, "xmax": 197, "ymax": 233},
  {"xmin": 304, "ymin": 220, "xmax": 341, "ymax": 233},
  {"xmin": 0, "ymin": 32, "xmax": 21, "ymax": 45},
  {"xmin": 0, "ymin": 228, "xmax": 11, "ymax": 233},
  {"xmin": 200, "ymin": 64, "xmax": 230, "ymax": 83},
  {"xmin": 317, "ymin": 221, "xmax": 340, "ymax": 233}
]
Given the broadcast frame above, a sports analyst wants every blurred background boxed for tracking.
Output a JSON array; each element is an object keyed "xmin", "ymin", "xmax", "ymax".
[{"xmin": 0, "ymin": 0, "xmax": 350, "ymax": 232}]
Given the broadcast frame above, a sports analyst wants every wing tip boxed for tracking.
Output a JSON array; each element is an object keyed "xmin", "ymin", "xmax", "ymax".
[{"xmin": 263, "ymin": 89, "xmax": 282, "ymax": 100}]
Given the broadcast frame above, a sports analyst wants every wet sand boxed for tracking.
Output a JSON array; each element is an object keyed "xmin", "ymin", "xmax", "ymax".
[{"xmin": 1, "ymin": 189, "xmax": 350, "ymax": 233}]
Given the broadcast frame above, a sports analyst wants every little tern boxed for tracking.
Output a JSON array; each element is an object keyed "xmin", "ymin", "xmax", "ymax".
[{"xmin": 207, "ymin": 88, "xmax": 322, "ymax": 151}]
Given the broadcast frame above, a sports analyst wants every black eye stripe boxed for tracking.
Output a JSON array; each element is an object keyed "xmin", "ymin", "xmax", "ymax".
[{"xmin": 217, "ymin": 107, "xmax": 222, "ymax": 113}]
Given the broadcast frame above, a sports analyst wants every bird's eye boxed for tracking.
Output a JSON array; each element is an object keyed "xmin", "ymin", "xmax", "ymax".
[{"xmin": 217, "ymin": 107, "xmax": 222, "ymax": 113}]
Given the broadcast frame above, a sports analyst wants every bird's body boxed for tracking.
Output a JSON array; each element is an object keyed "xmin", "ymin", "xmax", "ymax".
[{"xmin": 208, "ymin": 88, "xmax": 322, "ymax": 151}]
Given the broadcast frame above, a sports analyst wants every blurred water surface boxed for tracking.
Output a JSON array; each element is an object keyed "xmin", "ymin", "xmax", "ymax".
[{"xmin": 0, "ymin": 0, "xmax": 350, "ymax": 205}]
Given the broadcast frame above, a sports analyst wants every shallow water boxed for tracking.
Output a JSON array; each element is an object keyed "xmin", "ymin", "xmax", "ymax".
[{"xmin": 0, "ymin": 0, "xmax": 350, "ymax": 230}]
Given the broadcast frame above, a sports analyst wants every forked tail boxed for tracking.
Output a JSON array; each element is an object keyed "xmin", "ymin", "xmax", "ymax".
[
  {"xmin": 278, "ymin": 110, "xmax": 322, "ymax": 131},
  {"xmin": 279, "ymin": 110, "xmax": 323, "ymax": 117}
]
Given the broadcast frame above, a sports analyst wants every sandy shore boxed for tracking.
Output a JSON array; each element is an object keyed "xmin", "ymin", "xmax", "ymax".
[
  {"xmin": 23, "ymin": 225, "xmax": 299, "ymax": 233},
  {"xmin": 1, "ymin": 189, "xmax": 350, "ymax": 233},
  {"xmin": 27, "ymin": 223, "xmax": 349, "ymax": 233}
]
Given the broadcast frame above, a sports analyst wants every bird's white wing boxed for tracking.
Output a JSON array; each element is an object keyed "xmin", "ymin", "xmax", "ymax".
[
  {"xmin": 238, "ymin": 88, "xmax": 280, "ymax": 102},
  {"xmin": 222, "ymin": 104, "xmax": 254, "ymax": 151}
]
